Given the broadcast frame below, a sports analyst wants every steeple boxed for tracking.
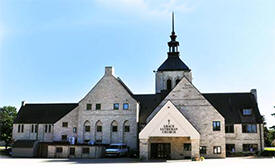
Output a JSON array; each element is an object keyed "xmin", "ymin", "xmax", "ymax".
[{"xmin": 168, "ymin": 12, "xmax": 180, "ymax": 57}]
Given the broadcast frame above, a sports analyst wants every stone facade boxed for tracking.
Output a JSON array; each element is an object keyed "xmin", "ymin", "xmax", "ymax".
[
  {"xmin": 147, "ymin": 77, "xmax": 226, "ymax": 158},
  {"xmin": 225, "ymin": 124, "xmax": 264, "ymax": 152},
  {"xmin": 155, "ymin": 71, "xmax": 192, "ymax": 93}
]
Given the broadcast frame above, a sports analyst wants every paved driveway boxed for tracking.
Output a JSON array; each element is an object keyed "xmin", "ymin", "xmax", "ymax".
[{"xmin": 0, "ymin": 157, "xmax": 274, "ymax": 168}]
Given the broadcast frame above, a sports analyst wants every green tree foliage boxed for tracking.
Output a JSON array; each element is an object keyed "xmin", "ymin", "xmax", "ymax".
[{"xmin": 0, "ymin": 106, "xmax": 17, "ymax": 149}]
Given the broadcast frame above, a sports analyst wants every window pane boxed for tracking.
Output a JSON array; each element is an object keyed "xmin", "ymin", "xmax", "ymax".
[
  {"xmin": 86, "ymin": 104, "xmax": 92, "ymax": 110},
  {"xmin": 45, "ymin": 125, "xmax": 48, "ymax": 133},
  {"xmin": 243, "ymin": 109, "xmax": 252, "ymax": 115},
  {"xmin": 112, "ymin": 126, "xmax": 118, "ymax": 132},
  {"xmin": 96, "ymin": 104, "xmax": 101, "ymax": 110},
  {"xmin": 85, "ymin": 126, "xmax": 90, "ymax": 132},
  {"xmin": 113, "ymin": 103, "xmax": 119, "ymax": 110},
  {"xmin": 124, "ymin": 126, "xmax": 130, "ymax": 132},
  {"xmin": 62, "ymin": 122, "xmax": 68, "ymax": 127},
  {"xmin": 49, "ymin": 125, "xmax": 51, "ymax": 133},
  {"xmin": 123, "ymin": 103, "xmax": 129, "ymax": 110},
  {"xmin": 97, "ymin": 126, "xmax": 102, "ymax": 132}
]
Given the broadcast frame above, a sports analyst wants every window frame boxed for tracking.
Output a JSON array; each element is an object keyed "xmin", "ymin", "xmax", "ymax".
[
  {"xmin": 213, "ymin": 146, "xmax": 221, "ymax": 154},
  {"xmin": 200, "ymin": 146, "xmax": 207, "ymax": 154},
  {"xmin": 73, "ymin": 127, "xmax": 77, "ymax": 133},
  {"xmin": 86, "ymin": 104, "xmax": 92, "ymax": 110},
  {"xmin": 243, "ymin": 144, "xmax": 258, "ymax": 152},
  {"xmin": 82, "ymin": 147, "xmax": 90, "ymax": 154},
  {"xmin": 242, "ymin": 108, "xmax": 252, "ymax": 116},
  {"xmin": 85, "ymin": 125, "xmax": 91, "ymax": 132},
  {"xmin": 112, "ymin": 125, "xmax": 118, "ymax": 132},
  {"xmin": 96, "ymin": 104, "xmax": 101, "ymax": 110},
  {"xmin": 69, "ymin": 147, "xmax": 75, "ymax": 155},
  {"xmin": 123, "ymin": 103, "xmax": 129, "ymax": 110},
  {"xmin": 225, "ymin": 124, "xmax": 234, "ymax": 133},
  {"xmin": 62, "ymin": 122, "xmax": 68, "ymax": 128},
  {"xmin": 113, "ymin": 103, "xmax": 119, "ymax": 110},
  {"xmin": 56, "ymin": 147, "xmax": 63, "ymax": 153},
  {"xmin": 183, "ymin": 143, "xmax": 192, "ymax": 151},
  {"xmin": 61, "ymin": 135, "xmax": 67, "ymax": 141},
  {"xmin": 96, "ymin": 125, "xmax": 102, "ymax": 132},
  {"xmin": 213, "ymin": 121, "xmax": 221, "ymax": 131},
  {"xmin": 242, "ymin": 124, "xmax": 257, "ymax": 133},
  {"xmin": 124, "ymin": 125, "xmax": 130, "ymax": 132}
]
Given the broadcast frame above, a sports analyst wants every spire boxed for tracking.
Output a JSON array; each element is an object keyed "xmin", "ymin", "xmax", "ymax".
[
  {"xmin": 172, "ymin": 12, "xmax": 175, "ymax": 34},
  {"xmin": 168, "ymin": 12, "xmax": 179, "ymax": 57}
]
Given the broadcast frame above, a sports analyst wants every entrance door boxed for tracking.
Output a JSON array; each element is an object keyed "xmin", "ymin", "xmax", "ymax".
[{"xmin": 151, "ymin": 143, "xmax": 171, "ymax": 159}]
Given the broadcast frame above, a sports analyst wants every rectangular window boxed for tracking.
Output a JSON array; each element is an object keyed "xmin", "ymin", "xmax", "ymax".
[
  {"xmin": 213, "ymin": 121, "xmax": 221, "ymax": 131},
  {"xmin": 124, "ymin": 126, "xmax": 130, "ymax": 132},
  {"xmin": 243, "ymin": 109, "xmax": 252, "ymax": 115},
  {"xmin": 225, "ymin": 124, "xmax": 234, "ymax": 133},
  {"xmin": 31, "ymin": 125, "xmax": 34, "ymax": 133},
  {"xmin": 18, "ymin": 125, "xmax": 20, "ymax": 133},
  {"xmin": 61, "ymin": 135, "xmax": 67, "ymax": 141},
  {"xmin": 96, "ymin": 140, "xmax": 102, "ymax": 144},
  {"xmin": 69, "ymin": 147, "xmax": 75, "ymax": 155},
  {"xmin": 48, "ymin": 125, "xmax": 51, "ymax": 133},
  {"xmin": 82, "ymin": 148, "xmax": 89, "ymax": 154},
  {"xmin": 113, "ymin": 103, "xmax": 119, "ymax": 110},
  {"xmin": 242, "ymin": 124, "xmax": 257, "ymax": 133},
  {"xmin": 21, "ymin": 124, "xmax": 24, "ymax": 133},
  {"xmin": 85, "ymin": 126, "xmax": 90, "ymax": 132},
  {"xmin": 84, "ymin": 139, "xmax": 90, "ymax": 143},
  {"xmin": 243, "ymin": 144, "xmax": 258, "ymax": 152},
  {"xmin": 200, "ymin": 146, "xmax": 207, "ymax": 154},
  {"xmin": 73, "ymin": 127, "xmax": 77, "ymax": 133},
  {"xmin": 62, "ymin": 122, "xmax": 68, "ymax": 128},
  {"xmin": 35, "ymin": 125, "xmax": 38, "ymax": 133},
  {"xmin": 96, "ymin": 104, "xmax": 101, "ymax": 110},
  {"xmin": 45, "ymin": 125, "xmax": 48, "ymax": 133},
  {"xmin": 112, "ymin": 126, "xmax": 118, "ymax": 132},
  {"xmin": 183, "ymin": 143, "xmax": 191, "ymax": 151},
  {"xmin": 56, "ymin": 147, "xmax": 63, "ymax": 153},
  {"xmin": 97, "ymin": 125, "xmax": 102, "ymax": 132},
  {"xmin": 226, "ymin": 144, "xmax": 235, "ymax": 153},
  {"xmin": 86, "ymin": 104, "xmax": 92, "ymax": 110},
  {"xmin": 213, "ymin": 146, "xmax": 221, "ymax": 154},
  {"xmin": 123, "ymin": 103, "xmax": 129, "ymax": 110}
]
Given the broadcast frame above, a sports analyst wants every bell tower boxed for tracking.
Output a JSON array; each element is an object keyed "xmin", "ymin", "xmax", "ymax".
[{"xmin": 155, "ymin": 12, "xmax": 192, "ymax": 93}]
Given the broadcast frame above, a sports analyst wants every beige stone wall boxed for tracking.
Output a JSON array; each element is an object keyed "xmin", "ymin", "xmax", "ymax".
[
  {"xmin": 155, "ymin": 71, "xmax": 192, "ymax": 93},
  {"xmin": 76, "ymin": 67, "xmax": 138, "ymax": 150},
  {"xmin": 13, "ymin": 124, "xmax": 54, "ymax": 142},
  {"xmin": 47, "ymin": 145, "xmax": 105, "ymax": 158},
  {"xmin": 148, "ymin": 77, "xmax": 226, "ymax": 158},
  {"xmin": 225, "ymin": 124, "xmax": 264, "ymax": 152},
  {"xmin": 53, "ymin": 106, "xmax": 79, "ymax": 141}
]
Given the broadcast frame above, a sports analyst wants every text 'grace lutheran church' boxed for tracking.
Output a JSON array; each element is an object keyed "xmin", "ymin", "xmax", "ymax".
[{"xmin": 12, "ymin": 13, "xmax": 263, "ymax": 160}]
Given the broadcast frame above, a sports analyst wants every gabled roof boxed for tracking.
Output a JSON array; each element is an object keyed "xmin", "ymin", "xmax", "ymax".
[
  {"xmin": 157, "ymin": 56, "xmax": 191, "ymax": 71},
  {"xmin": 203, "ymin": 93, "xmax": 263, "ymax": 124},
  {"xmin": 136, "ymin": 91, "xmax": 262, "ymax": 124},
  {"xmin": 14, "ymin": 103, "xmax": 78, "ymax": 124}
]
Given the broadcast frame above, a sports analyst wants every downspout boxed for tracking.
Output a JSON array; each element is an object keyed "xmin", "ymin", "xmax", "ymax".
[{"xmin": 259, "ymin": 123, "xmax": 263, "ymax": 152}]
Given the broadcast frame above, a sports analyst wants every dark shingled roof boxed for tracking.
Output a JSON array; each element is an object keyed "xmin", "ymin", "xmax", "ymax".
[
  {"xmin": 134, "ymin": 91, "xmax": 169, "ymax": 123},
  {"xmin": 157, "ymin": 56, "xmax": 191, "ymax": 71},
  {"xmin": 202, "ymin": 93, "xmax": 263, "ymax": 124},
  {"xmin": 136, "ymin": 92, "xmax": 262, "ymax": 124},
  {"xmin": 14, "ymin": 103, "xmax": 78, "ymax": 124}
]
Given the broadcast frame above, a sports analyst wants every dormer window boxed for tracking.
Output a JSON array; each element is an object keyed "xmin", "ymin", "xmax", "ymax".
[{"xmin": 243, "ymin": 109, "xmax": 252, "ymax": 115}]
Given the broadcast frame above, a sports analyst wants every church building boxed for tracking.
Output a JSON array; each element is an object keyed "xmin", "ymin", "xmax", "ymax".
[{"xmin": 12, "ymin": 14, "xmax": 264, "ymax": 160}]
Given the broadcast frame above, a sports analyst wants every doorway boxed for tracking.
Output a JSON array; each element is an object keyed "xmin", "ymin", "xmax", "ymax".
[{"xmin": 151, "ymin": 143, "xmax": 171, "ymax": 159}]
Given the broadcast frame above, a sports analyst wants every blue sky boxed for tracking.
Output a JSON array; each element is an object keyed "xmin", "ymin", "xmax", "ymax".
[{"xmin": 0, "ymin": 0, "xmax": 274, "ymax": 126}]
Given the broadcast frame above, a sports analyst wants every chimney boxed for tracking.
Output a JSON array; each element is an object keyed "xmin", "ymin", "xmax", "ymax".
[
  {"xmin": 250, "ymin": 89, "xmax": 257, "ymax": 103},
  {"xmin": 105, "ymin": 66, "xmax": 114, "ymax": 76},
  {"xmin": 21, "ymin": 101, "xmax": 26, "ymax": 106}
]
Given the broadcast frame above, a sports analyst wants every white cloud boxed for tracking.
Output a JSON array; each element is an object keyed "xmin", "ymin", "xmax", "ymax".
[{"xmin": 96, "ymin": 0, "xmax": 198, "ymax": 18}]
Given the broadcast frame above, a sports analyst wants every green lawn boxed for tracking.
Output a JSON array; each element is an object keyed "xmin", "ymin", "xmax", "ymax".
[{"xmin": 264, "ymin": 147, "xmax": 275, "ymax": 151}]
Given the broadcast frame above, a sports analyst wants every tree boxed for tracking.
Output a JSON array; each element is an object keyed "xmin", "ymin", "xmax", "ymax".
[{"xmin": 0, "ymin": 106, "xmax": 17, "ymax": 149}]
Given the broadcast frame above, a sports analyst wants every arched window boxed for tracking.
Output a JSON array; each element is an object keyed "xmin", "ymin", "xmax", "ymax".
[
  {"xmin": 123, "ymin": 120, "xmax": 130, "ymax": 132},
  {"xmin": 167, "ymin": 79, "xmax": 172, "ymax": 90},
  {"xmin": 111, "ymin": 120, "xmax": 118, "ymax": 132},
  {"xmin": 96, "ymin": 120, "xmax": 102, "ymax": 132},
  {"xmin": 176, "ymin": 79, "xmax": 180, "ymax": 85},
  {"xmin": 84, "ymin": 121, "xmax": 90, "ymax": 132}
]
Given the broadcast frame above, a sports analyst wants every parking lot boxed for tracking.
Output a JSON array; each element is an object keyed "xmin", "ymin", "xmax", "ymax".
[{"xmin": 0, "ymin": 157, "xmax": 274, "ymax": 168}]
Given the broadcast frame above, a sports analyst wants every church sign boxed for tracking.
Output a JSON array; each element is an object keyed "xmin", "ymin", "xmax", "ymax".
[{"xmin": 160, "ymin": 119, "xmax": 178, "ymax": 134}]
